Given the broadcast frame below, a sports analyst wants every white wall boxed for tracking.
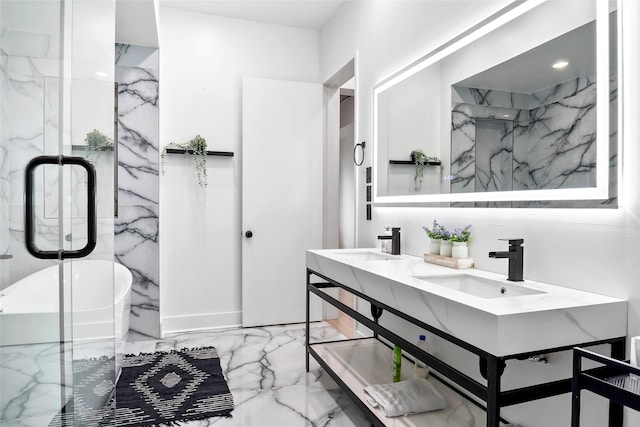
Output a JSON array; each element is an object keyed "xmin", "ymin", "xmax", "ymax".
[
  {"xmin": 158, "ymin": 8, "xmax": 319, "ymax": 333},
  {"xmin": 320, "ymin": 1, "xmax": 640, "ymax": 426}
]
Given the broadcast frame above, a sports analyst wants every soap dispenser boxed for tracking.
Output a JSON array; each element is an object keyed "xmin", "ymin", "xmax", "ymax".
[{"xmin": 381, "ymin": 226, "xmax": 391, "ymax": 253}]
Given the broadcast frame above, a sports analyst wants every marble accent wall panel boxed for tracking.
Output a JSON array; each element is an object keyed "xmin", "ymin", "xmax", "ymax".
[
  {"xmin": 116, "ymin": 44, "xmax": 160, "ymax": 69},
  {"xmin": 450, "ymin": 72, "xmax": 616, "ymax": 208},
  {"xmin": 527, "ymin": 75, "xmax": 597, "ymax": 190},
  {"xmin": 475, "ymin": 118, "xmax": 513, "ymax": 192},
  {"xmin": 115, "ymin": 43, "xmax": 160, "ymax": 339},
  {"xmin": 450, "ymin": 103, "xmax": 475, "ymax": 194},
  {"xmin": 116, "ymin": 66, "xmax": 159, "ymax": 206},
  {"xmin": 115, "ymin": 205, "xmax": 159, "ymax": 339},
  {"xmin": 452, "ymin": 86, "xmax": 530, "ymax": 110},
  {"xmin": 512, "ymin": 108, "xmax": 532, "ymax": 192},
  {"xmin": 450, "ymin": 94, "xmax": 527, "ymax": 197}
]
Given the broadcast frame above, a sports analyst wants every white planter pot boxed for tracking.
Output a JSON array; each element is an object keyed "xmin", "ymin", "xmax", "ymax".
[
  {"xmin": 439, "ymin": 240, "xmax": 452, "ymax": 257},
  {"xmin": 452, "ymin": 241, "xmax": 469, "ymax": 259},
  {"xmin": 427, "ymin": 239, "xmax": 441, "ymax": 255}
]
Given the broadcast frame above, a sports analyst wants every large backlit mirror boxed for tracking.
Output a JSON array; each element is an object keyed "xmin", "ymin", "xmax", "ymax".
[{"xmin": 374, "ymin": 0, "xmax": 619, "ymax": 207}]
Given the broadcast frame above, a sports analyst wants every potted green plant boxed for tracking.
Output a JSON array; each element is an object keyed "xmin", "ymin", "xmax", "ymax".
[
  {"xmin": 85, "ymin": 129, "xmax": 113, "ymax": 150},
  {"xmin": 84, "ymin": 129, "xmax": 113, "ymax": 165},
  {"xmin": 410, "ymin": 149, "xmax": 440, "ymax": 191},
  {"xmin": 411, "ymin": 149, "xmax": 428, "ymax": 191},
  {"xmin": 161, "ymin": 134, "xmax": 208, "ymax": 188}
]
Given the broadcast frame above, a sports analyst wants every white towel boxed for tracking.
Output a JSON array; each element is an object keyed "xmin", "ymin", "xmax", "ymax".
[
  {"xmin": 631, "ymin": 337, "xmax": 640, "ymax": 367},
  {"xmin": 630, "ymin": 337, "xmax": 640, "ymax": 380},
  {"xmin": 363, "ymin": 377, "xmax": 447, "ymax": 417}
]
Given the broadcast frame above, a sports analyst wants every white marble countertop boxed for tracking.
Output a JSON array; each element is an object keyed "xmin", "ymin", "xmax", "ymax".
[{"xmin": 306, "ymin": 249, "xmax": 627, "ymax": 357}]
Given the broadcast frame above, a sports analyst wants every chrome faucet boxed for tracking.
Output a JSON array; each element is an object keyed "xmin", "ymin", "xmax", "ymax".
[
  {"xmin": 488, "ymin": 238, "xmax": 524, "ymax": 282},
  {"xmin": 377, "ymin": 227, "xmax": 401, "ymax": 255}
]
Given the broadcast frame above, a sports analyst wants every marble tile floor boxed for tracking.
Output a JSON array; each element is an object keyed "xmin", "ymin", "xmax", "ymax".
[
  {"xmin": 1, "ymin": 339, "xmax": 117, "ymax": 427},
  {"xmin": 0, "ymin": 322, "xmax": 370, "ymax": 427},
  {"xmin": 123, "ymin": 322, "xmax": 369, "ymax": 427}
]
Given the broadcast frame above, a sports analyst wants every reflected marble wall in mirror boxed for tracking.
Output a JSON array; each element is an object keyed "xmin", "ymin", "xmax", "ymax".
[{"xmin": 374, "ymin": 0, "xmax": 619, "ymax": 207}]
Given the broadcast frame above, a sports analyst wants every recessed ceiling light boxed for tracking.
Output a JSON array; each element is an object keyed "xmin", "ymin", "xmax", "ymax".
[
  {"xmin": 502, "ymin": 114, "xmax": 510, "ymax": 118},
  {"xmin": 95, "ymin": 71, "xmax": 108, "ymax": 77},
  {"xmin": 552, "ymin": 60, "xmax": 569, "ymax": 69}
]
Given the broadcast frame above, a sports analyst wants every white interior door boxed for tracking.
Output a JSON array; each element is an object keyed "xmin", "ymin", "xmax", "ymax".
[{"xmin": 242, "ymin": 77, "xmax": 323, "ymax": 327}]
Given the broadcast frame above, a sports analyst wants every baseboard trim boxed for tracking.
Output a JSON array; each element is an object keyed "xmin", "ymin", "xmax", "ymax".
[{"xmin": 161, "ymin": 311, "xmax": 241, "ymax": 336}]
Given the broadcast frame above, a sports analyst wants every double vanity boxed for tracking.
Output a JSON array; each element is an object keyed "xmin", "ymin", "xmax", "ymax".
[
  {"xmin": 303, "ymin": 0, "xmax": 625, "ymax": 425},
  {"xmin": 305, "ymin": 249, "xmax": 627, "ymax": 427}
]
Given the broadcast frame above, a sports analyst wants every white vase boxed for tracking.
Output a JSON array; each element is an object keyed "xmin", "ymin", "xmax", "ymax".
[
  {"xmin": 439, "ymin": 240, "xmax": 452, "ymax": 257},
  {"xmin": 427, "ymin": 239, "xmax": 441, "ymax": 255},
  {"xmin": 452, "ymin": 241, "xmax": 468, "ymax": 259}
]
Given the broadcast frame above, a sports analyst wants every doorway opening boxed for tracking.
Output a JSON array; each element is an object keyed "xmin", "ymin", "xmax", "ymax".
[{"xmin": 323, "ymin": 59, "xmax": 357, "ymax": 339}]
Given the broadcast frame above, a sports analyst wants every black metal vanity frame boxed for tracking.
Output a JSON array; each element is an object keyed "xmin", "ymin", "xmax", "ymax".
[
  {"xmin": 572, "ymin": 347, "xmax": 640, "ymax": 426},
  {"xmin": 305, "ymin": 268, "xmax": 626, "ymax": 427}
]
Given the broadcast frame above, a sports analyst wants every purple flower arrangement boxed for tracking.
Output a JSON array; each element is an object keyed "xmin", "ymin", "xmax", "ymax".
[
  {"xmin": 422, "ymin": 220, "xmax": 450, "ymax": 240},
  {"xmin": 422, "ymin": 221, "xmax": 471, "ymax": 242},
  {"xmin": 450, "ymin": 224, "xmax": 472, "ymax": 243}
]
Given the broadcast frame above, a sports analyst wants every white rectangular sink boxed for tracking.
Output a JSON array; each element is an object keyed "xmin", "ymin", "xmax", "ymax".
[
  {"xmin": 333, "ymin": 250, "xmax": 401, "ymax": 262},
  {"xmin": 415, "ymin": 274, "xmax": 545, "ymax": 299}
]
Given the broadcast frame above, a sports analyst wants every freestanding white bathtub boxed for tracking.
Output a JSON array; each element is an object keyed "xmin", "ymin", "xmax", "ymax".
[{"xmin": 0, "ymin": 260, "xmax": 132, "ymax": 347}]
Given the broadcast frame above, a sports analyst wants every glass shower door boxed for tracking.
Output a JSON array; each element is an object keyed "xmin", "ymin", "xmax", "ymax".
[{"xmin": 0, "ymin": 1, "xmax": 116, "ymax": 425}]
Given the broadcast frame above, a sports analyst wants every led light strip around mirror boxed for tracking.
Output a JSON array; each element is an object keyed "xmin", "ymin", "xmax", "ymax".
[{"xmin": 372, "ymin": 0, "xmax": 618, "ymax": 205}]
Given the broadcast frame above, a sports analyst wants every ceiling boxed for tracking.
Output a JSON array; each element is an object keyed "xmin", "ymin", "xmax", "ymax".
[
  {"xmin": 116, "ymin": 0, "xmax": 159, "ymax": 47},
  {"xmin": 455, "ymin": 19, "xmax": 597, "ymax": 94},
  {"xmin": 157, "ymin": 0, "xmax": 345, "ymax": 30}
]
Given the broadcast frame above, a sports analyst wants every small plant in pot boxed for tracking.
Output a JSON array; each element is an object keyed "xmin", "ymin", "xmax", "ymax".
[
  {"xmin": 410, "ymin": 149, "xmax": 440, "ymax": 191},
  {"xmin": 449, "ymin": 225, "xmax": 472, "ymax": 243},
  {"xmin": 85, "ymin": 129, "xmax": 113, "ymax": 150},
  {"xmin": 84, "ymin": 129, "xmax": 113, "ymax": 165},
  {"xmin": 449, "ymin": 224, "xmax": 472, "ymax": 259},
  {"xmin": 161, "ymin": 134, "xmax": 208, "ymax": 188},
  {"xmin": 422, "ymin": 220, "xmax": 449, "ymax": 254},
  {"xmin": 411, "ymin": 149, "xmax": 428, "ymax": 191}
]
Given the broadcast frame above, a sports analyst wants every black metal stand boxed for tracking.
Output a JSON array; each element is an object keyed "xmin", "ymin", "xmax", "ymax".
[
  {"xmin": 610, "ymin": 341, "xmax": 626, "ymax": 426},
  {"xmin": 306, "ymin": 268, "xmax": 625, "ymax": 427},
  {"xmin": 572, "ymin": 345, "xmax": 634, "ymax": 427},
  {"xmin": 305, "ymin": 269, "xmax": 311, "ymax": 373},
  {"xmin": 370, "ymin": 304, "xmax": 383, "ymax": 339}
]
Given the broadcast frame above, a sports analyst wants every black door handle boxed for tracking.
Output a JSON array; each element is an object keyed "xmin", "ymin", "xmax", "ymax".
[
  {"xmin": 25, "ymin": 155, "xmax": 97, "ymax": 259},
  {"xmin": 245, "ymin": 231, "xmax": 253, "ymax": 238}
]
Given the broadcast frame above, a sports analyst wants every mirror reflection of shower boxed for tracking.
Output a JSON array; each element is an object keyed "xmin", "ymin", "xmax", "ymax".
[{"xmin": 475, "ymin": 118, "xmax": 514, "ymax": 193}]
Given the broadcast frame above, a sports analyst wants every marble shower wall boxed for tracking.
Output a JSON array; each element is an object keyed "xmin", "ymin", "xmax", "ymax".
[
  {"xmin": 475, "ymin": 118, "xmax": 514, "ymax": 192},
  {"xmin": 1, "ymin": 29, "xmax": 115, "ymax": 289},
  {"xmin": 450, "ymin": 72, "xmax": 616, "ymax": 208},
  {"xmin": 1, "ymin": 49, "xmax": 62, "ymax": 288},
  {"xmin": 527, "ymin": 75, "xmax": 598, "ymax": 191},
  {"xmin": 450, "ymin": 89, "xmax": 529, "ymax": 196},
  {"xmin": 115, "ymin": 44, "xmax": 160, "ymax": 339}
]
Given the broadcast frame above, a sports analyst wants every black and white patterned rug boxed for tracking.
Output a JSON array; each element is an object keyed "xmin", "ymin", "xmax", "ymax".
[{"xmin": 51, "ymin": 347, "xmax": 234, "ymax": 426}]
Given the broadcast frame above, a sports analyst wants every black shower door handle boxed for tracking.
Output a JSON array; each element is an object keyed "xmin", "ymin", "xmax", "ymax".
[{"xmin": 25, "ymin": 155, "xmax": 97, "ymax": 259}]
